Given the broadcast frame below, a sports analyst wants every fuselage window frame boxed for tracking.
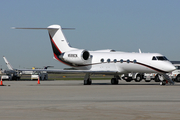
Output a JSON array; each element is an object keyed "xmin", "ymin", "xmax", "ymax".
[
  {"xmin": 120, "ymin": 59, "xmax": 123, "ymax": 63},
  {"xmin": 133, "ymin": 59, "xmax": 137, "ymax": 63},
  {"xmin": 100, "ymin": 58, "xmax": 104, "ymax": 63},
  {"xmin": 127, "ymin": 59, "xmax": 130, "ymax": 63},
  {"xmin": 107, "ymin": 59, "xmax": 111, "ymax": 63}
]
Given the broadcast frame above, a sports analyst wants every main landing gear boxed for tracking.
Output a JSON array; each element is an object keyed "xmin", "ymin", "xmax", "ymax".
[
  {"xmin": 111, "ymin": 75, "xmax": 120, "ymax": 85},
  {"xmin": 84, "ymin": 73, "xmax": 92, "ymax": 85},
  {"xmin": 83, "ymin": 73, "xmax": 120, "ymax": 85},
  {"xmin": 84, "ymin": 78, "xmax": 92, "ymax": 85}
]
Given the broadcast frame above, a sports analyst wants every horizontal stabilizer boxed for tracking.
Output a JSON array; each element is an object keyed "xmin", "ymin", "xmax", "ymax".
[{"xmin": 11, "ymin": 27, "xmax": 75, "ymax": 30}]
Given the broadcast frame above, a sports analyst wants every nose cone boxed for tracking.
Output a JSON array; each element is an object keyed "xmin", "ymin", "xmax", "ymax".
[{"xmin": 165, "ymin": 63, "xmax": 176, "ymax": 72}]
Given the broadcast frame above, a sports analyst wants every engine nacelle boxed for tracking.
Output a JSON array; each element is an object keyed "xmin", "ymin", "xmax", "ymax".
[{"xmin": 60, "ymin": 50, "xmax": 90, "ymax": 65}]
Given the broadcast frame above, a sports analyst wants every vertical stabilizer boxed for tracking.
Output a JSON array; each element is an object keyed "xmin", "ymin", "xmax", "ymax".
[
  {"xmin": 47, "ymin": 25, "xmax": 77, "ymax": 57},
  {"xmin": 3, "ymin": 56, "xmax": 13, "ymax": 70}
]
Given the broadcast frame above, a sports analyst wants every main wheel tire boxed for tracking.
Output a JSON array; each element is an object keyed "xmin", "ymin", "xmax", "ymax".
[
  {"xmin": 84, "ymin": 80, "xmax": 87, "ymax": 85},
  {"xmin": 111, "ymin": 78, "xmax": 118, "ymax": 85},
  {"xmin": 84, "ymin": 78, "xmax": 92, "ymax": 85},
  {"xmin": 111, "ymin": 78, "xmax": 115, "ymax": 84},
  {"xmin": 115, "ymin": 78, "xmax": 119, "ymax": 84},
  {"xmin": 87, "ymin": 78, "xmax": 92, "ymax": 85}
]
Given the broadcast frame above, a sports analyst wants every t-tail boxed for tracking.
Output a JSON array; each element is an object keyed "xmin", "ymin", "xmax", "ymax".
[
  {"xmin": 12, "ymin": 25, "xmax": 78, "ymax": 61},
  {"xmin": 47, "ymin": 25, "xmax": 77, "ymax": 58}
]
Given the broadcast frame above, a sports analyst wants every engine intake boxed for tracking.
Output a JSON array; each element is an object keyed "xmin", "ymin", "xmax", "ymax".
[{"xmin": 82, "ymin": 50, "xmax": 89, "ymax": 60}]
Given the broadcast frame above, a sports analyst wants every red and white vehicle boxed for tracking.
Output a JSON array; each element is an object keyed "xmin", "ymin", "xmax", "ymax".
[{"xmin": 168, "ymin": 62, "xmax": 180, "ymax": 82}]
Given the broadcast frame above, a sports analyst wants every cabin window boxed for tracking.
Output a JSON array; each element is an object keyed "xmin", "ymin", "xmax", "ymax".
[
  {"xmin": 100, "ymin": 58, "xmax": 104, "ymax": 63},
  {"xmin": 152, "ymin": 56, "xmax": 157, "ymax": 60},
  {"xmin": 127, "ymin": 59, "xmax": 130, "ymax": 63},
  {"xmin": 107, "ymin": 59, "xmax": 111, "ymax": 63},
  {"xmin": 113, "ymin": 59, "xmax": 117, "ymax": 63},
  {"xmin": 133, "ymin": 60, "xmax": 137, "ymax": 63},
  {"xmin": 120, "ymin": 59, "xmax": 123, "ymax": 63}
]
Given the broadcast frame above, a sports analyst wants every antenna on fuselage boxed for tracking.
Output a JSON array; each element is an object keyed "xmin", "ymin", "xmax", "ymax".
[{"xmin": 139, "ymin": 49, "xmax": 142, "ymax": 53}]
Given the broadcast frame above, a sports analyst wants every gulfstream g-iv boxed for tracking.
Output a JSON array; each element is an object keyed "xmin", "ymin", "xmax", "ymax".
[{"xmin": 13, "ymin": 25, "xmax": 176, "ymax": 85}]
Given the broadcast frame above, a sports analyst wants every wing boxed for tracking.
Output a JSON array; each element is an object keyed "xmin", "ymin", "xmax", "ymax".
[{"xmin": 17, "ymin": 69, "xmax": 118, "ymax": 74}]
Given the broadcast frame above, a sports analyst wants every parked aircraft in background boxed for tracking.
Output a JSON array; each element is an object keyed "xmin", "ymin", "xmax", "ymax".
[
  {"xmin": 13, "ymin": 25, "xmax": 176, "ymax": 85},
  {"xmin": 2, "ymin": 56, "xmax": 21, "ymax": 80},
  {"xmin": 2, "ymin": 56, "xmax": 51, "ymax": 80}
]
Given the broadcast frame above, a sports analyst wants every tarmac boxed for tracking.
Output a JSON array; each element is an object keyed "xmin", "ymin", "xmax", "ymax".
[{"xmin": 0, "ymin": 80, "xmax": 180, "ymax": 120}]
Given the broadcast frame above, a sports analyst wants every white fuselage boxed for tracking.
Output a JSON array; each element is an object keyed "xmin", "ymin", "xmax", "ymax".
[{"xmin": 73, "ymin": 51, "xmax": 175, "ymax": 74}]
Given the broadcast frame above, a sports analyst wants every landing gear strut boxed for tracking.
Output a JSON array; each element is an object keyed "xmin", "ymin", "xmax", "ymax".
[{"xmin": 84, "ymin": 73, "xmax": 92, "ymax": 85}]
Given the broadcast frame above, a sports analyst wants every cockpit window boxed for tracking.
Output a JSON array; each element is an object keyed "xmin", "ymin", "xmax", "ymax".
[
  {"xmin": 152, "ymin": 56, "xmax": 168, "ymax": 61},
  {"xmin": 156, "ymin": 56, "xmax": 168, "ymax": 61},
  {"xmin": 152, "ymin": 56, "xmax": 157, "ymax": 60}
]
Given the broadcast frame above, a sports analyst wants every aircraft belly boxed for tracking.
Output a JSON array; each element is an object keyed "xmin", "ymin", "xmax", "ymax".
[
  {"xmin": 119, "ymin": 63, "xmax": 156, "ymax": 73},
  {"xmin": 90, "ymin": 63, "xmax": 119, "ymax": 71}
]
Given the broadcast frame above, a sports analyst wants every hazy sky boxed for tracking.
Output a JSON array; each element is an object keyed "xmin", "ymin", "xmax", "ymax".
[{"xmin": 0, "ymin": 0, "xmax": 180, "ymax": 69}]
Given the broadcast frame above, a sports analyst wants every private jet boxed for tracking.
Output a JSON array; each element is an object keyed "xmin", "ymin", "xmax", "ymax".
[{"xmin": 13, "ymin": 25, "xmax": 176, "ymax": 85}]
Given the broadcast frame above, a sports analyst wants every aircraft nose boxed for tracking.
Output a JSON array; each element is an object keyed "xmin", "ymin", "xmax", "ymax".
[{"xmin": 166, "ymin": 64, "xmax": 176, "ymax": 72}]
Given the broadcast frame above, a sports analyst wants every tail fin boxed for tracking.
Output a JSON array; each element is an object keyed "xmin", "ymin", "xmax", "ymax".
[
  {"xmin": 12, "ymin": 24, "xmax": 77, "ymax": 59},
  {"xmin": 47, "ymin": 25, "xmax": 77, "ymax": 57},
  {"xmin": 3, "ymin": 56, "xmax": 13, "ymax": 70}
]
